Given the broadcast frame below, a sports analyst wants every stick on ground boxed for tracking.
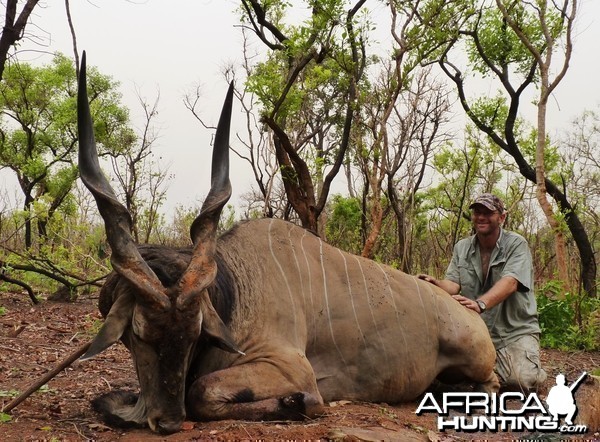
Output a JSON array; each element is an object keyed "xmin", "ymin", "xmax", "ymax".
[{"xmin": 2, "ymin": 340, "xmax": 91, "ymax": 414}]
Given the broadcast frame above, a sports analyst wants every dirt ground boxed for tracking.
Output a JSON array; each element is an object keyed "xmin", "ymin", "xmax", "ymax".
[{"xmin": 1, "ymin": 290, "xmax": 599, "ymax": 442}]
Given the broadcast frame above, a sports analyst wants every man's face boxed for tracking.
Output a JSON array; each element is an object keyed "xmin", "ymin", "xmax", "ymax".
[{"xmin": 471, "ymin": 205, "xmax": 505, "ymax": 237}]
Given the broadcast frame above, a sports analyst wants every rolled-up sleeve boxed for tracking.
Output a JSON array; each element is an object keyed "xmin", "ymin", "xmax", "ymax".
[
  {"xmin": 445, "ymin": 247, "xmax": 461, "ymax": 284},
  {"xmin": 500, "ymin": 237, "xmax": 533, "ymax": 292}
]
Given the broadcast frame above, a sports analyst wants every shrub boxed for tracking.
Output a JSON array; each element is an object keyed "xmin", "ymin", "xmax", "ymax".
[{"xmin": 537, "ymin": 283, "xmax": 600, "ymax": 351}]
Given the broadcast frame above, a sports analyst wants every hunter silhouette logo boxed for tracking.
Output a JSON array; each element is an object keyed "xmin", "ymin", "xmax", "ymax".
[
  {"xmin": 415, "ymin": 371, "xmax": 589, "ymax": 434},
  {"xmin": 545, "ymin": 371, "xmax": 587, "ymax": 426}
]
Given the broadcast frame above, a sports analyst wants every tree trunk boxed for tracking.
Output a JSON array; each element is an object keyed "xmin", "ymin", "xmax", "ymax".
[
  {"xmin": 0, "ymin": 0, "xmax": 40, "ymax": 81},
  {"xmin": 536, "ymin": 79, "xmax": 571, "ymax": 294},
  {"xmin": 389, "ymin": 190, "xmax": 411, "ymax": 273},
  {"xmin": 267, "ymin": 120, "xmax": 319, "ymax": 233},
  {"xmin": 361, "ymin": 194, "xmax": 383, "ymax": 259},
  {"xmin": 23, "ymin": 199, "xmax": 33, "ymax": 250}
]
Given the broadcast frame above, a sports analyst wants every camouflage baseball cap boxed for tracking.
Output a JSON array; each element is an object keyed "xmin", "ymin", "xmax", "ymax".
[{"xmin": 469, "ymin": 193, "xmax": 505, "ymax": 213}]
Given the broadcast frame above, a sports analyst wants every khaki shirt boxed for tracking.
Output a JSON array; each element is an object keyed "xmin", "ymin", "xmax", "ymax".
[{"xmin": 445, "ymin": 229, "xmax": 540, "ymax": 349}]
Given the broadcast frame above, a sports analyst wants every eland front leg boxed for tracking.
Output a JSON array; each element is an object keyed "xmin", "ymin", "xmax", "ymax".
[{"xmin": 186, "ymin": 357, "xmax": 324, "ymax": 421}]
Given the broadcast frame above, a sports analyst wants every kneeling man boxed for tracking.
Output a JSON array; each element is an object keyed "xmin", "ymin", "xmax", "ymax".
[{"xmin": 418, "ymin": 193, "xmax": 546, "ymax": 391}]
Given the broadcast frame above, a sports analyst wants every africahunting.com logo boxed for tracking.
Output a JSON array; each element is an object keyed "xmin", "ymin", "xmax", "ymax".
[{"xmin": 415, "ymin": 371, "xmax": 588, "ymax": 434}]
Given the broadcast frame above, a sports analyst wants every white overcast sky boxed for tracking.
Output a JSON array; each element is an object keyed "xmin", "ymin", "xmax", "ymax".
[{"xmin": 4, "ymin": 0, "xmax": 600, "ymax": 215}]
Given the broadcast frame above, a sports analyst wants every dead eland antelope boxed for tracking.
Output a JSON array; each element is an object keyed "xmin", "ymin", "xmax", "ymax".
[{"xmin": 77, "ymin": 52, "xmax": 499, "ymax": 434}]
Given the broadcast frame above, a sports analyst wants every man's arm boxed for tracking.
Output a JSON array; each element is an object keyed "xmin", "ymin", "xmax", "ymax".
[
  {"xmin": 417, "ymin": 274, "xmax": 461, "ymax": 296},
  {"xmin": 453, "ymin": 276, "xmax": 518, "ymax": 313},
  {"xmin": 478, "ymin": 276, "xmax": 518, "ymax": 308}
]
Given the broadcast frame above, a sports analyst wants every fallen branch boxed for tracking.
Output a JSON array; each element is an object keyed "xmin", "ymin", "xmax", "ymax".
[
  {"xmin": 1, "ymin": 340, "xmax": 91, "ymax": 414},
  {"xmin": 0, "ymin": 273, "xmax": 37, "ymax": 304}
]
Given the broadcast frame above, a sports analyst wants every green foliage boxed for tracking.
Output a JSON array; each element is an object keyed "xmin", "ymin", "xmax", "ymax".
[
  {"xmin": 244, "ymin": 0, "xmax": 375, "ymax": 179},
  {"xmin": 0, "ymin": 53, "xmax": 133, "ymax": 248},
  {"xmin": 468, "ymin": 95, "xmax": 511, "ymax": 133},
  {"xmin": 0, "ymin": 389, "xmax": 19, "ymax": 398},
  {"xmin": 537, "ymin": 282, "xmax": 600, "ymax": 351},
  {"xmin": 403, "ymin": 0, "xmax": 476, "ymax": 63},
  {"xmin": 218, "ymin": 205, "xmax": 238, "ymax": 233},
  {"xmin": 0, "ymin": 305, "xmax": 6, "ymax": 315},
  {"xmin": 0, "ymin": 412, "xmax": 12, "ymax": 423},
  {"xmin": 159, "ymin": 204, "xmax": 199, "ymax": 247},
  {"xmin": 80, "ymin": 313, "xmax": 104, "ymax": 338},
  {"xmin": 0, "ymin": 202, "xmax": 111, "ymax": 296},
  {"xmin": 0, "ymin": 53, "xmax": 140, "ymax": 296},
  {"xmin": 467, "ymin": 4, "xmax": 541, "ymax": 78},
  {"xmin": 326, "ymin": 194, "xmax": 363, "ymax": 255},
  {"xmin": 519, "ymin": 128, "xmax": 562, "ymax": 174}
]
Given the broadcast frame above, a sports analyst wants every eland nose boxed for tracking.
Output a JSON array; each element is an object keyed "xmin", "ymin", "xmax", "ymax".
[
  {"xmin": 149, "ymin": 416, "xmax": 184, "ymax": 434},
  {"xmin": 158, "ymin": 418, "xmax": 184, "ymax": 434}
]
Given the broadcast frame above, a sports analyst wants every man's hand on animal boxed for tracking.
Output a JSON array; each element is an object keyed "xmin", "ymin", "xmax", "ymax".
[
  {"xmin": 452, "ymin": 294, "xmax": 484, "ymax": 313},
  {"xmin": 417, "ymin": 274, "xmax": 460, "ymax": 296}
]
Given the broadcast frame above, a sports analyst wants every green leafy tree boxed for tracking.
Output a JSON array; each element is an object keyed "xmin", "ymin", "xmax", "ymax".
[
  {"xmin": 326, "ymin": 194, "xmax": 363, "ymax": 254},
  {"xmin": 495, "ymin": 0, "xmax": 578, "ymax": 293},
  {"xmin": 241, "ymin": 0, "xmax": 369, "ymax": 234},
  {"xmin": 0, "ymin": 53, "xmax": 134, "ymax": 249}
]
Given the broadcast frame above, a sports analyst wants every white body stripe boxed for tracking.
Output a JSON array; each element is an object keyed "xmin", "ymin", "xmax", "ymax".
[
  {"xmin": 318, "ymin": 238, "xmax": 348, "ymax": 368},
  {"xmin": 268, "ymin": 219, "xmax": 298, "ymax": 342},
  {"xmin": 338, "ymin": 249, "xmax": 367, "ymax": 348},
  {"xmin": 354, "ymin": 255, "xmax": 389, "ymax": 365}
]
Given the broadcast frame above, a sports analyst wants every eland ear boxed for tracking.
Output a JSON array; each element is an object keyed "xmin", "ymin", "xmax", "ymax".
[
  {"xmin": 200, "ymin": 293, "xmax": 244, "ymax": 355},
  {"xmin": 80, "ymin": 294, "xmax": 135, "ymax": 360}
]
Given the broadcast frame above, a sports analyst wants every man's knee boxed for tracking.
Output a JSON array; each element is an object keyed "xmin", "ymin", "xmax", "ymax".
[
  {"xmin": 498, "ymin": 366, "xmax": 546, "ymax": 391},
  {"xmin": 496, "ymin": 334, "xmax": 546, "ymax": 391},
  {"xmin": 515, "ymin": 363, "xmax": 547, "ymax": 390}
]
